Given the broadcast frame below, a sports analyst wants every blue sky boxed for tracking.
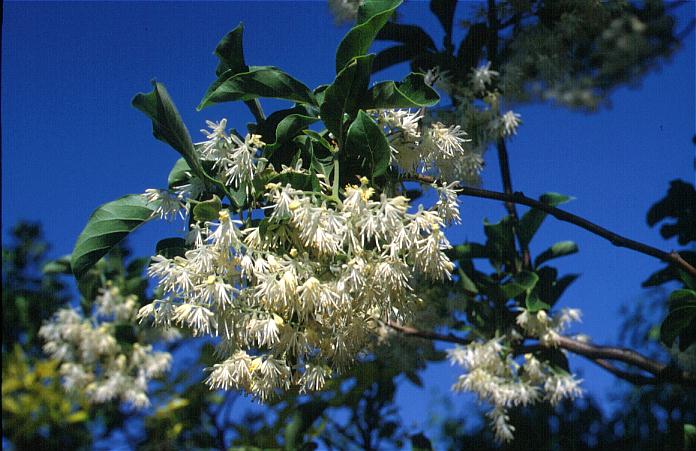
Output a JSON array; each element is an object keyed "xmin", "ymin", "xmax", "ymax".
[{"xmin": 2, "ymin": 0, "xmax": 694, "ymax": 442}]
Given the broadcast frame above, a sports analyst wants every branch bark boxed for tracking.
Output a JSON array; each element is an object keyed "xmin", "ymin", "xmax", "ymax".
[
  {"xmin": 387, "ymin": 321, "xmax": 696, "ymax": 387},
  {"xmin": 406, "ymin": 173, "xmax": 696, "ymax": 278}
]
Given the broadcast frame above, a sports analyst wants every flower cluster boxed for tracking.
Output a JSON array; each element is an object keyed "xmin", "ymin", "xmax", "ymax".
[
  {"xmin": 448, "ymin": 335, "xmax": 583, "ymax": 443},
  {"xmin": 374, "ymin": 109, "xmax": 482, "ymax": 180},
  {"xmin": 138, "ymin": 118, "xmax": 459, "ymax": 400},
  {"xmin": 516, "ymin": 307, "xmax": 583, "ymax": 345},
  {"xmin": 39, "ymin": 285, "xmax": 173, "ymax": 408}
]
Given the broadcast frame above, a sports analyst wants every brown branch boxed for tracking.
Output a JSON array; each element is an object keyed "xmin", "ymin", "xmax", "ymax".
[
  {"xmin": 407, "ymin": 173, "xmax": 696, "ymax": 278},
  {"xmin": 387, "ymin": 322, "xmax": 696, "ymax": 387},
  {"xmin": 496, "ymin": 138, "xmax": 532, "ymax": 270},
  {"xmin": 386, "ymin": 322, "xmax": 471, "ymax": 346},
  {"xmin": 486, "ymin": 0, "xmax": 531, "ymax": 270},
  {"xmin": 586, "ymin": 358, "xmax": 658, "ymax": 386}
]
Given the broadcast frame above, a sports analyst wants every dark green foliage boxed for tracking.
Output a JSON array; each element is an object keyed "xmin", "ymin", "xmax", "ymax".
[
  {"xmin": 71, "ymin": 194, "xmax": 156, "ymax": 287},
  {"xmin": 335, "ymin": 0, "xmax": 401, "ymax": 72},
  {"xmin": 2, "ymin": 222, "xmax": 69, "ymax": 354},
  {"xmin": 343, "ymin": 110, "xmax": 391, "ymax": 180},
  {"xmin": 647, "ymin": 179, "xmax": 696, "ymax": 246},
  {"xmin": 133, "ymin": 81, "xmax": 206, "ymax": 184}
]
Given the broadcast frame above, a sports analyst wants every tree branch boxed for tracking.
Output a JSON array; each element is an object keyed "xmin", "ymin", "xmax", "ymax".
[
  {"xmin": 406, "ymin": 173, "xmax": 696, "ymax": 278},
  {"xmin": 387, "ymin": 321, "xmax": 696, "ymax": 387},
  {"xmin": 386, "ymin": 322, "xmax": 472, "ymax": 346}
]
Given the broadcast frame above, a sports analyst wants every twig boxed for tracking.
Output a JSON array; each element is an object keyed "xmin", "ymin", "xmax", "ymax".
[
  {"xmin": 387, "ymin": 321, "xmax": 696, "ymax": 387},
  {"xmin": 486, "ymin": 1, "xmax": 531, "ymax": 270},
  {"xmin": 406, "ymin": 173, "xmax": 696, "ymax": 278},
  {"xmin": 495, "ymin": 138, "xmax": 531, "ymax": 269},
  {"xmin": 386, "ymin": 322, "xmax": 472, "ymax": 346}
]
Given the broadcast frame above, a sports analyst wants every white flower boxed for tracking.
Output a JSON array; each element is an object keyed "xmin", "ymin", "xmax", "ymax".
[
  {"xmin": 500, "ymin": 110, "xmax": 521, "ymax": 136},
  {"xmin": 328, "ymin": 0, "xmax": 361, "ymax": 24},
  {"xmin": 448, "ymin": 333, "xmax": 584, "ymax": 442},
  {"xmin": 471, "ymin": 61, "xmax": 499, "ymax": 92},
  {"xmin": 434, "ymin": 182, "xmax": 461, "ymax": 225},
  {"xmin": 545, "ymin": 374, "xmax": 583, "ymax": 405},
  {"xmin": 144, "ymin": 189, "xmax": 187, "ymax": 221},
  {"xmin": 174, "ymin": 174, "xmax": 206, "ymax": 200},
  {"xmin": 425, "ymin": 122, "xmax": 469, "ymax": 158},
  {"xmin": 40, "ymin": 287, "xmax": 173, "ymax": 410}
]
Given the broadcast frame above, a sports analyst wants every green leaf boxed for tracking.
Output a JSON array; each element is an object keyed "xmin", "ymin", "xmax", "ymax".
[
  {"xmin": 660, "ymin": 289, "xmax": 696, "ymax": 347},
  {"xmin": 265, "ymin": 113, "xmax": 318, "ymax": 151},
  {"xmin": 343, "ymin": 110, "xmax": 391, "ymax": 179},
  {"xmin": 155, "ymin": 238, "xmax": 187, "ymax": 259},
  {"xmin": 72, "ymin": 194, "xmax": 156, "ymax": 282},
  {"xmin": 534, "ymin": 241, "xmax": 579, "ymax": 267},
  {"xmin": 526, "ymin": 291, "xmax": 551, "ymax": 313},
  {"xmin": 376, "ymin": 22, "xmax": 436, "ymax": 50},
  {"xmin": 457, "ymin": 268, "xmax": 479, "ymax": 295},
  {"xmin": 669, "ymin": 289, "xmax": 696, "ymax": 307},
  {"xmin": 167, "ymin": 157, "xmax": 191, "ymax": 188},
  {"xmin": 501, "ymin": 271, "xmax": 539, "ymax": 299},
  {"xmin": 320, "ymin": 55, "xmax": 374, "ymax": 145},
  {"xmin": 535, "ymin": 266, "xmax": 579, "ymax": 307},
  {"xmin": 302, "ymin": 130, "xmax": 335, "ymax": 154},
  {"xmin": 448, "ymin": 242, "xmax": 488, "ymax": 260},
  {"xmin": 42, "ymin": 255, "xmax": 72, "ymax": 275},
  {"xmin": 679, "ymin": 268, "xmax": 696, "ymax": 290},
  {"xmin": 335, "ymin": 0, "xmax": 402, "ymax": 72},
  {"xmin": 372, "ymin": 45, "xmax": 421, "ymax": 74},
  {"xmin": 484, "ymin": 216, "xmax": 516, "ymax": 266},
  {"xmin": 363, "ymin": 73, "xmax": 439, "ymax": 109},
  {"xmin": 685, "ymin": 424, "xmax": 696, "ymax": 450},
  {"xmin": 132, "ymin": 81, "xmax": 207, "ymax": 184},
  {"xmin": 213, "ymin": 23, "xmax": 248, "ymax": 76},
  {"xmin": 193, "ymin": 195, "xmax": 222, "ymax": 222},
  {"xmin": 430, "ymin": 0, "xmax": 458, "ymax": 46},
  {"xmin": 518, "ymin": 193, "xmax": 573, "ymax": 247},
  {"xmin": 198, "ymin": 66, "xmax": 315, "ymax": 110}
]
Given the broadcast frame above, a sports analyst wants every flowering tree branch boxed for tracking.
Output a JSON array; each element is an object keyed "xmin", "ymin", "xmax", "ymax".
[
  {"xmin": 406, "ymin": 173, "xmax": 696, "ymax": 279},
  {"xmin": 485, "ymin": 0, "xmax": 531, "ymax": 271},
  {"xmin": 387, "ymin": 322, "xmax": 696, "ymax": 387}
]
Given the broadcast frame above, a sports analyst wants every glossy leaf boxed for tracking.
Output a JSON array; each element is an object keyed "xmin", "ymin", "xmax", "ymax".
[
  {"xmin": 372, "ymin": 45, "xmax": 420, "ymax": 74},
  {"xmin": 198, "ymin": 66, "xmax": 316, "ymax": 110},
  {"xmin": 214, "ymin": 23, "xmax": 248, "ymax": 76},
  {"xmin": 363, "ymin": 73, "xmax": 439, "ymax": 109},
  {"xmin": 42, "ymin": 255, "xmax": 72, "ymax": 275},
  {"xmin": 193, "ymin": 195, "xmax": 222, "ymax": 222},
  {"xmin": 449, "ymin": 242, "xmax": 488, "ymax": 260},
  {"xmin": 132, "ymin": 81, "xmax": 206, "ymax": 183},
  {"xmin": 501, "ymin": 271, "xmax": 539, "ymax": 299},
  {"xmin": 320, "ymin": 55, "xmax": 374, "ymax": 145},
  {"xmin": 534, "ymin": 241, "xmax": 579, "ymax": 267},
  {"xmin": 484, "ymin": 216, "xmax": 516, "ymax": 266},
  {"xmin": 457, "ymin": 268, "xmax": 479, "ymax": 295},
  {"xmin": 265, "ymin": 113, "xmax": 318, "ymax": 151},
  {"xmin": 518, "ymin": 193, "xmax": 573, "ymax": 247},
  {"xmin": 335, "ymin": 0, "xmax": 401, "ymax": 72},
  {"xmin": 167, "ymin": 157, "xmax": 191, "ymax": 188},
  {"xmin": 526, "ymin": 291, "xmax": 552, "ymax": 313},
  {"xmin": 71, "ymin": 194, "xmax": 156, "ymax": 282},
  {"xmin": 343, "ymin": 110, "xmax": 391, "ymax": 179},
  {"xmin": 376, "ymin": 22, "xmax": 436, "ymax": 50},
  {"xmin": 430, "ymin": 0, "xmax": 457, "ymax": 47},
  {"xmin": 660, "ymin": 289, "xmax": 696, "ymax": 347}
]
